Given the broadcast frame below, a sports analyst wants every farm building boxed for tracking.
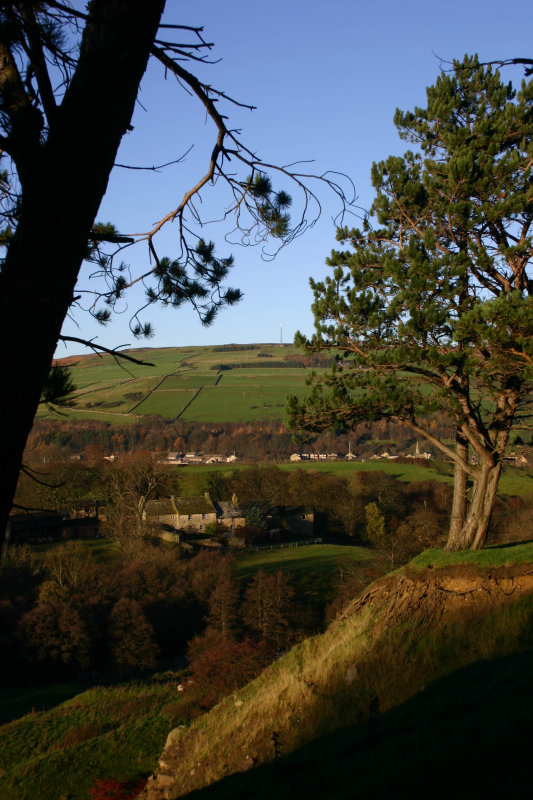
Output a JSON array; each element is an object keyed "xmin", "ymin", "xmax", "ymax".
[{"xmin": 213, "ymin": 497, "xmax": 246, "ymax": 531}]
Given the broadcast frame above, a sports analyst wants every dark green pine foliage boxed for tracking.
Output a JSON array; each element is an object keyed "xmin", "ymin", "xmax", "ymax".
[
  {"xmin": 246, "ymin": 173, "xmax": 292, "ymax": 240},
  {"xmin": 288, "ymin": 56, "xmax": 533, "ymax": 550},
  {"xmin": 40, "ymin": 365, "xmax": 76, "ymax": 406}
]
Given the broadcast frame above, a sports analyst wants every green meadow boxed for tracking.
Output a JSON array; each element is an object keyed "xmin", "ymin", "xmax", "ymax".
[
  {"xmin": 40, "ymin": 345, "xmax": 315, "ymax": 423},
  {"xmin": 173, "ymin": 460, "xmax": 533, "ymax": 500}
]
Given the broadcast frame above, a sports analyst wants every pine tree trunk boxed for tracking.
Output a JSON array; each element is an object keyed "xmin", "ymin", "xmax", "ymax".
[
  {"xmin": 444, "ymin": 392, "xmax": 517, "ymax": 551},
  {"xmin": 445, "ymin": 432, "xmax": 469, "ymax": 551},
  {"xmin": 0, "ymin": 1, "xmax": 166, "ymax": 550},
  {"xmin": 455, "ymin": 462, "xmax": 502, "ymax": 550}
]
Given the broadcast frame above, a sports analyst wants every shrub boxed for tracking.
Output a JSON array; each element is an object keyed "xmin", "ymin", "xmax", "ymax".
[
  {"xmin": 108, "ymin": 598, "xmax": 158, "ymax": 675},
  {"xmin": 89, "ymin": 778, "xmax": 147, "ymax": 800}
]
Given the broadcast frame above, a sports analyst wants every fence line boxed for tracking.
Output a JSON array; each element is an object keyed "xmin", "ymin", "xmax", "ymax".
[{"xmin": 249, "ymin": 537, "xmax": 323, "ymax": 553}]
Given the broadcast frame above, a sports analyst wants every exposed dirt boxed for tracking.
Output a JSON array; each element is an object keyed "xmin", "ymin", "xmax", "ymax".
[{"xmin": 342, "ymin": 564, "xmax": 533, "ymax": 627}]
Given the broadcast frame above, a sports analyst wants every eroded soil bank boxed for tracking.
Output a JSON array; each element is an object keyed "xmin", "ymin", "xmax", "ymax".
[
  {"xmin": 344, "ymin": 564, "xmax": 533, "ymax": 626},
  {"xmin": 141, "ymin": 563, "xmax": 533, "ymax": 800}
]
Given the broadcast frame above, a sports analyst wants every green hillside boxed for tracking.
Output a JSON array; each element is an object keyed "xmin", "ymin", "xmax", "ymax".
[
  {"xmin": 39, "ymin": 345, "xmax": 319, "ymax": 424},
  {"xmin": 2, "ymin": 545, "xmax": 533, "ymax": 798}
]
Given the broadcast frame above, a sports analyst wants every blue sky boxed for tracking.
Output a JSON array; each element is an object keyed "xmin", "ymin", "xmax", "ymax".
[{"xmin": 58, "ymin": 0, "xmax": 533, "ymax": 356}]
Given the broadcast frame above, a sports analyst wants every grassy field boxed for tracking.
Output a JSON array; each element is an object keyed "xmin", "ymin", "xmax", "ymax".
[
  {"xmin": 412, "ymin": 541, "xmax": 533, "ymax": 568},
  {"xmin": 234, "ymin": 543, "xmax": 377, "ymax": 617},
  {"xmin": 40, "ymin": 344, "xmax": 314, "ymax": 423},
  {"xmin": 0, "ymin": 680, "xmax": 182, "ymax": 800},
  {"xmin": 235, "ymin": 543, "xmax": 374, "ymax": 581},
  {"xmin": 170, "ymin": 459, "xmax": 533, "ymax": 500}
]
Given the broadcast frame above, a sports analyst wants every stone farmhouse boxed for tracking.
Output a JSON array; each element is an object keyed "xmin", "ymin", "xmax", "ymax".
[
  {"xmin": 214, "ymin": 496, "xmax": 246, "ymax": 532},
  {"xmin": 145, "ymin": 493, "xmax": 217, "ymax": 535},
  {"xmin": 145, "ymin": 493, "xmax": 313, "ymax": 543},
  {"xmin": 145, "ymin": 492, "xmax": 247, "ymax": 540}
]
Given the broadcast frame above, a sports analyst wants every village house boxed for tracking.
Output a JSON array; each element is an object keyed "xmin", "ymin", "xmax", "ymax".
[
  {"xmin": 145, "ymin": 493, "xmax": 315, "ymax": 546},
  {"xmin": 290, "ymin": 452, "xmax": 338, "ymax": 462},
  {"xmin": 213, "ymin": 495, "xmax": 246, "ymax": 532},
  {"xmin": 145, "ymin": 493, "xmax": 218, "ymax": 533},
  {"xmin": 144, "ymin": 498, "xmax": 179, "ymax": 527},
  {"xmin": 174, "ymin": 494, "xmax": 218, "ymax": 532},
  {"xmin": 162, "ymin": 451, "xmax": 239, "ymax": 466}
]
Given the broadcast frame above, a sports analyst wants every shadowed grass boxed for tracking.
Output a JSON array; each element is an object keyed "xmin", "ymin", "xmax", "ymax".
[
  {"xmin": 0, "ymin": 680, "xmax": 183, "ymax": 800},
  {"xmin": 180, "ymin": 649, "xmax": 533, "ymax": 799}
]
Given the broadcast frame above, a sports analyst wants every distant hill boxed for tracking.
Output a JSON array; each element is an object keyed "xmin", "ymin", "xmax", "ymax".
[{"xmin": 42, "ymin": 344, "xmax": 329, "ymax": 424}]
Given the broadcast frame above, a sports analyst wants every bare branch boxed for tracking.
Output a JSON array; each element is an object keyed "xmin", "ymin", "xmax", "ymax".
[
  {"xmin": 114, "ymin": 146, "xmax": 193, "ymax": 171},
  {"xmin": 58, "ymin": 336, "xmax": 155, "ymax": 367},
  {"xmin": 46, "ymin": 1, "xmax": 89, "ymax": 22}
]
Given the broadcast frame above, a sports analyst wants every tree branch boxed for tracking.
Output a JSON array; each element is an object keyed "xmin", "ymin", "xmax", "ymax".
[
  {"xmin": 18, "ymin": 3, "xmax": 58, "ymax": 125},
  {"xmin": 58, "ymin": 336, "xmax": 154, "ymax": 366}
]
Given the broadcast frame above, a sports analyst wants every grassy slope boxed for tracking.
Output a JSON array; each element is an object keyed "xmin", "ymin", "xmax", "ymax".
[
  {"xmin": 0, "ymin": 681, "xmax": 182, "ymax": 800},
  {"xmin": 144, "ymin": 543, "xmax": 533, "ymax": 799},
  {"xmin": 3, "ymin": 544, "xmax": 533, "ymax": 798},
  {"xmin": 41, "ymin": 345, "xmax": 314, "ymax": 423},
  {"xmin": 184, "ymin": 649, "xmax": 533, "ymax": 800},
  {"xmin": 0, "ymin": 542, "xmax": 377, "ymax": 799}
]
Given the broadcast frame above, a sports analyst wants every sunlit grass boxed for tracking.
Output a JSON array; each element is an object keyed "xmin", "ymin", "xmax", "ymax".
[{"xmin": 412, "ymin": 541, "xmax": 533, "ymax": 569}]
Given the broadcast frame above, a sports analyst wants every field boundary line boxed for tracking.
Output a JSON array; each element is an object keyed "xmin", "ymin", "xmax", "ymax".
[
  {"xmin": 248, "ymin": 537, "xmax": 323, "ymax": 552},
  {"xmin": 128, "ymin": 354, "xmax": 200, "ymax": 413},
  {"xmin": 176, "ymin": 386, "xmax": 203, "ymax": 419}
]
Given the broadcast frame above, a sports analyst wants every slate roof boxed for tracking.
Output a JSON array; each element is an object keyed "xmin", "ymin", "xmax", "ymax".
[
  {"xmin": 215, "ymin": 500, "xmax": 245, "ymax": 519},
  {"xmin": 145, "ymin": 498, "xmax": 176, "ymax": 517}
]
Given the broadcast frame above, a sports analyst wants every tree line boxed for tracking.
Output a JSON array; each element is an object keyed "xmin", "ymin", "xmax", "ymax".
[{"xmin": 23, "ymin": 415, "xmax": 467, "ymax": 464}]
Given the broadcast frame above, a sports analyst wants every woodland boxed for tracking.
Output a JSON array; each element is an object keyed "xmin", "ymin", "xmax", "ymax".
[
  {"xmin": 22, "ymin": 414, "xmax": 456, "ymax": 464},
  {"xmin": 2, "ymin": 461, "xmax": 486, "ymax": 688}
]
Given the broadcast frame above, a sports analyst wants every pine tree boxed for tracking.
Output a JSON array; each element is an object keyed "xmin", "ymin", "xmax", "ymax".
[
  {"xmin": 288, "ymin": 56, "xmax": 533, "ymax": 550},
  {"xmin": 0, "ymin": 2, "xmax": 349, "ymax": 549}
]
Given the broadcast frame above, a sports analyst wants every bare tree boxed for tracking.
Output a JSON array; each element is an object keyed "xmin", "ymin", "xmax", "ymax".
[{"xmin": 102, "ymin": 452, "xmax": 170, "ymax": 546}]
